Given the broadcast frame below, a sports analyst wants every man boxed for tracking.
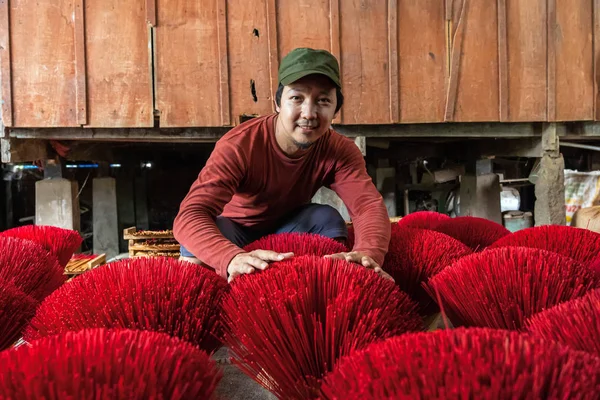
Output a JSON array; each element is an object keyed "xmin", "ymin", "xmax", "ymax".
[{"xmin": 173, "ymin": 47, "xmax": 392, "ymax": 283}]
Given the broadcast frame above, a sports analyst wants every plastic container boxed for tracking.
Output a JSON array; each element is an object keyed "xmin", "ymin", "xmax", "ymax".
[{"xmin": 503, "ymin": 211, "xmax": 533, "ymax": 232}]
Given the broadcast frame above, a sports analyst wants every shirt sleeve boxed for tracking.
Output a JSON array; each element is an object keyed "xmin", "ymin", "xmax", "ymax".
[
  {"xmin": 328, "ymin": 138, "xmax": 391, "ymax": 266},
  {"xmin": 172, "ymin": 140, "xmax": 247, "ymax": 279}
]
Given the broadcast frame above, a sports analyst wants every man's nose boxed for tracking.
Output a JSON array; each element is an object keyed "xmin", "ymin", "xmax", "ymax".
[{"xmin": 301, "ymin": 101, "xmax": 317, "ymax": 119}]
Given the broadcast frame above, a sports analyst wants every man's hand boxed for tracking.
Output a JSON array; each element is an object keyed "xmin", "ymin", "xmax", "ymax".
[
  {"xmin": 325, "ymin": 251, "xmax": 395, "ymax": 282},
  {"xmin": 227, "ymin": 250, "xmax": 294, "ymax": 283}
]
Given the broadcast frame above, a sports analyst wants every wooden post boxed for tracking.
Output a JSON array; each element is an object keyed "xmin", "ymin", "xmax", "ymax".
[{"xmin": 534, "ymin": 123, "xmax": 565, "ymax": 225}]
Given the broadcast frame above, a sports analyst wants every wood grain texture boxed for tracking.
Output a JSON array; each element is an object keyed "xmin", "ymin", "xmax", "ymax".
[
  {"xmin": 10, "ymin": 0, "xmax": 77, "ymax": 127},
  {"xmin": 595, "ymin": 0, "xmax": 600, "ymax": 120},
  {"xmin": 227, "ymin": 0, "xmax": 273, "ymax": 122},
  {"xmin": 445, "ymin": 0, "xmax": 467, "ymax": 121},
  {"xmin": 453, "ymin": 0, "xmax": 500, "ymax": 122},
  {"xmin": 506, "ymin": 0, "xmax": 547, "ymax": 121},
  {"xmin": 0, "ymin": 0, "xmax": 12, "ymax": 127},
  {"xmin": 547, "ymin": 0, "xmax": 556, "ymax": 121},
  {"xmin": 555, "ymin": 0, "xmax": 593, "ymax": 121},
  {"xmin": 155, "ymin": 0, "xmax": 222, "ymax": 127},
  {"xmin": 497, "ymin": 0, "xmax": 508, "ymax": 121},
  {"xmin": 146, "ymin": 0, "xmax": 156, "ymax": 26},
  {"xmin": 85, "ymin": 0, "xmax": 152, "ymax": 127},
  {"xmin": 329, "ymin": 0, "xmax": 342, "ymax": 124},
  {"xmin": 74, "ymin": 0, "xmax": 87, "ymax": 125},
  {"xmin": 265, "ymin": 0, "xmax": 278, "ymax": 109},
  {"xmin": 399, "ymin": 0, "xmax": 446, "ymax": 122},
  {"xmin": 340, "ymin": 0, "xmax": 390, "ymax": 124},
  {"xmin": 216, "ymin": 0, "xmax": 230, "ymax": 126},
  {"xmin": 277, "ymin": 0, "xmax": 331, "ymax": 57},
  {"xmin": 388, "ymin": 0, "xmax": 399, "ymax": 123}
]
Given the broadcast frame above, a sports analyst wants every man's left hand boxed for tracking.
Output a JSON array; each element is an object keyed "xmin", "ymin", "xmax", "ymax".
[{"xmin": 324, "ymin": 251, "xmax": 395, "ymax": 283}]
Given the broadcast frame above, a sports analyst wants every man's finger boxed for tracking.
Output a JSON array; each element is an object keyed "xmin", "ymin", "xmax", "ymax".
[
  {"xmin": 251, "ymin": 250, "xmax": 294, "ymax": 262},
  {"xmin": 228, "ymin": 270, "xmax": 241, "ymax": 283},
  {"xmin": 374, "ymin": 267, "xmax": 394, "ymax": 282},
  {"xmin": 324, "ymin": 252, "xmax": 347, "ymax": 260},
  {"xmin": 243, "ymin": 256, "xmax": 268, "ymax": 270}
]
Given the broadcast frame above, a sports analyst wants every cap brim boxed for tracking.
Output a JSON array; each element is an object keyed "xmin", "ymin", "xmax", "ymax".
[{"xmin": 280, "ymin": 69, "xmax": 341, "ymax": 88}]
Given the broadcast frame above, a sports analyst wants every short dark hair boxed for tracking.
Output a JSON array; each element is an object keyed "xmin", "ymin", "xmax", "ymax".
[{"xmin": 275, "ymin": 83, "xmax": 344, "ymax": 114}]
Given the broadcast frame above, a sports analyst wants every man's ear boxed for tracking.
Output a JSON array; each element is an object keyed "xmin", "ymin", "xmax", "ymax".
[{"xmin": 274, "ymin": 101, "xmax": 281, "ymax": 113}]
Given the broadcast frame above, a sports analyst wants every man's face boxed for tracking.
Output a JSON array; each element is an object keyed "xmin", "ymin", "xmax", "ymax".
[{"xmin": 275, "ymin": 74, "xmax": 338, "ymax": 151}]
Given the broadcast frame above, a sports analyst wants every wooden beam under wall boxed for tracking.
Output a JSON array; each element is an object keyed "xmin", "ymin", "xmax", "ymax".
[
  {"xmin": 216, "ymin": 0, "xmax": 230, "ymax": 126},
  {"xmin": 74, "ymin": 0, "xmax": 87, "ymax": 125},
  {"xmin": 0, "ymin": 0, "xmax": 12, "ymax": 128},
  {"xmin": 594, "ymin": 0, "xmax": 600, "ymax": 120},
  {"xmin": 497, "ymin": 0, "xmax": 508, "ymax": 121},
  {"xmin": 547, "ymin": 0, "xmax": 556, "ymax": 121},
  {"xmin": 329, "ymin": 0, "xmax": 342, "ymax": 123},
  {"xmin": 265, "ymin": 0, "xmax": 279, "ymax": 111},
  {"xmin": 388, "ymin": 0, "xmax": 399, "ymax": 123},
  {"xmin": 1, "ymin": 138, "xmax": 48, "ymax": 163}
]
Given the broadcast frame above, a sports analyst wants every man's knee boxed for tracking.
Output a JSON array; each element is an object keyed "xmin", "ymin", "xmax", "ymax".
[
  {"xmin": 311, "ymin": 204, "xmax": 346, "ymax": 226},
  {"xmin": 299, "ymin": 204, "xmax": 348, "ymax": 238}
]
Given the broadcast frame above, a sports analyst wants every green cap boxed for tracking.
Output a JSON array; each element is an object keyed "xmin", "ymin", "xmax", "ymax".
[{"xmin": 278, "ymin": 47, "xmax": 342, "ymax": 88}]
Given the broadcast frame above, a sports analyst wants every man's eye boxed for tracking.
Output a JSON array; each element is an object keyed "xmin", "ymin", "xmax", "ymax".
[
  {"xmin": 319, "ymin": 98, "xmax": 331, "ymax": 103},
  {"xmin": 290, "ymin": 96, "xmax": 301, "ymax": 101}
]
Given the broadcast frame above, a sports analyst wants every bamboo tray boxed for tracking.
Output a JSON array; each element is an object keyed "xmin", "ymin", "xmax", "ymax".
[{"xmin": 64, "ymin": 254, "xmax": 106, "ymax": 275}]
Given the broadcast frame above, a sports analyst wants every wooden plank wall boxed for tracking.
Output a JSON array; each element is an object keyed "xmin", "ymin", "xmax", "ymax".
[
  {"xmin": 0, "ymin": 0, "xmax": 598, "ymax": 128},
  {"xmin": 154, "ymin": 0, "xmax": 227, "ymax": 127},
  {"xmin": 85, "ymin": 0, "xmax": 153, "ymax": 127},
  {"xmin": 451, "ymin": 0, "xmax": 500, "ymax": 122},
  {"xmin": 506, "ymin": 0, "xmax": 547, "ymax": 121},
  {"xmin": 398, "ymin": 0, "xmax": 446, "ymax": 123},
  {"xmin": 9, "ymin": 0, "xmax": 78, "ymax": 127},
  {"xmin": 227, "ymin": 0, "xmax": 274, "ymax": 121},
  {"xmin": 554, "ymin": 0, "xmax": 593, "ymax": 121}
]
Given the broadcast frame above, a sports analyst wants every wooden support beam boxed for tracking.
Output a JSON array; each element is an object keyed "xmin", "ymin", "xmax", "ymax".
[
  {"xmin": 12, "ymin": 120, "xmax": 600, "ymax": 142},
  {"xmin": 1, "ymin": 138, "xmax": 48, "ymax": 163}
]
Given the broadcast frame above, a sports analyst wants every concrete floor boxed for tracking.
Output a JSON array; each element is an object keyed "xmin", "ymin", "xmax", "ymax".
[{"xmin": 212, "ymin": 347, "xmax": 277, "ymax": 400}]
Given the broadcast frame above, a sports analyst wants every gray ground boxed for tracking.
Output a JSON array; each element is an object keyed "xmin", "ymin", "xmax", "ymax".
[{"xmin": 212, "ymin": 347, "xmax": 277, "ymax": 400}]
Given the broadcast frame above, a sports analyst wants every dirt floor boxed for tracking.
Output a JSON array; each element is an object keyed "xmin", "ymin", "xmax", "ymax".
[{"xmin": 213, "ymin": 347, "xmax": 277, "ymax": 400}]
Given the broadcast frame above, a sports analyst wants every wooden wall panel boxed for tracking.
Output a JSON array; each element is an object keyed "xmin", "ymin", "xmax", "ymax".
[
  {"xmin": 340, "ymin": 0, "xmax": 390, "ymax": 124},
  {"xmin": 227, "ymin": 0, "xmax": 273, "ymax": 123},
  {"xmin": 155, "ymin": 0, "xmax": 225, "ymax": 127},
  {"xmin": 451, "ymin": 0, "xmax": 500, "ymax": 122},
  {"xmin": 398, "ymin": 0, "xmax": 446, "ymax": 123},
  {"xmin": 554, "ymin": 0, "xmax": 593, "ymax": 121},
  {"xmin": 85, "ymin": 0, "xmax": 153, "ymax": 127},
  {"xmin": 506, "ymin": 0, "xmax": 547, "ymax": 121},
  {"xmin": 0, "ymin": 0, "xmax": 12, "ymax": 127},
  {"xmin": 10, "ymin": 0, "xmax": 77, "ymax": 127},
  {"xmin": 277, "ymin": 1, "xmax": 331, "ymax": 59},
  {"xmin": 595, "ymin": 0, "xmax": 600, "ymax": 120}
]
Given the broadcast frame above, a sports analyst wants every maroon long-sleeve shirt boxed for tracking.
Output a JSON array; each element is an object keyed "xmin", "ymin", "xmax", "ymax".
[{"xmin": 173, "ymin": 114, "xmax": 391, "ymax": 279}]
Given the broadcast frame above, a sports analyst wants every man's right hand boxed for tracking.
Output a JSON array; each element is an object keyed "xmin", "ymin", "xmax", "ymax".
[{"xmin": 227, "ymin": 250, "xmax": 294, "ymax": 283}]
